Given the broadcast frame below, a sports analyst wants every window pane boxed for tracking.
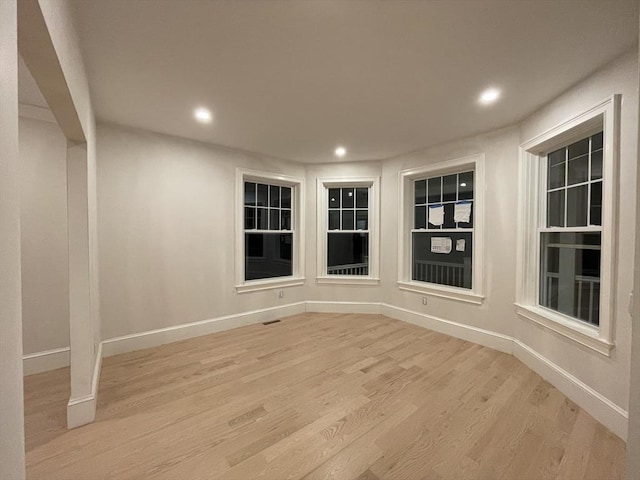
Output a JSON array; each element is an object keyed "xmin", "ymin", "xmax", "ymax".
[
  {"xmin": 412, "ymin": 232, "xmax": 473, "ymax": 289},
  {"xmin": 356, "ymin": 188, "xmax": 369, "ymax": 208},
  {"xmin": 548, "ymin": 148, "xmax": 566, "ymax": 167},
  {"xmin": 590, "ymin": 181, "xmax": 602, "ymax": 226},
  {"xmin": 328, "ymin": 210, "xmax": 340, "ymax": 230},
  {"xmin": 245, "ymin": 233, "xmax": 292, "ymax": 281},
  {"xmin": 342, "ymin": 188, "xmax": 355, "ymax": 208},
  {"xmin": 443, "ymin": 203, "xmax": 455, "ymax": 228},
  {"xmin": 568, "ymin": 138, "xmax": 589, "ymax": 159},
  {"xmin": 356, "ymin": 210, "xmax": 368, "ymax": 230},
  {"xmin": 244, "ymin": 182, "xmax": 256, "ymax": 206},
  {"xmin": 539, "ymin": 232, "xmax": 601, "ymax": 326},
  {"xmin": 458, "ymin": 172, "xmax": 474, "ymax": 200},
  {"xmin": 281, "ymin": 209, "xmax": 291, "ymax": 230},
  {"xmin": 566, "ymin": 185, "xmax": 588, "ymax": 227},
  {"xmin": 328, "ymin": 188, "xmax": 340, "ymax": 209},
  {"xmin": 327, "ymin": 232, "xmax": 369, "ymax": 275},
  {"xmin": 244, "ymin": 207, "xmax": 255, "ymax": 229},
  {"xmin": 456, "ymin": 202, "xmax": 473, "ymax": 229},
  {"xmin": 428, "ymin": 177, "xmax": 441, "ymax": 203},
  {"xmin": 269, "ymin": 209, "xmax": 280, "ymax": 230},
  {"xmin": 257, "ymin": 184, "xmax": 269, "ymax": 207},
  {"xmin": 269, "ymin": 186, "xmax": 280, "ymax": 207},
  {"xmin": 342, "ymin": 210, "xmax": 355, "ymax": 230},
  {"xmin": 591, "ymin": 132, "xmax": 603, "ymax": 150},
  {"xmin": 442, "ymin": 174, "xmax": 457, "ymax": 202},
  {"xmin": 414, "ymin": 206, "xmax": 426, "ymax": 229},
  {"xmin": 591, "ymin": 150, "xmax": 603, "ymax": 180},
  {"xmin": 547, "ymin": 190, "xmax": 565, "ymax": 227},
  {"xmin": 257, "ymin": 208, "xmax": 268, "ymax": 230},
  {"xmin": 548, "ymin": 163, "xmax": 565, "ymax": 190},
  {"xmin": 281, "ymin": 187, "xmax": 292, "ymax": 209},
  {"xmin": 567, "ymin": 154, "xmax": 589, "ymax": 185},
  {"xmin": 415, "ymin": 180, "xmax": 427, "ymax": 205}
]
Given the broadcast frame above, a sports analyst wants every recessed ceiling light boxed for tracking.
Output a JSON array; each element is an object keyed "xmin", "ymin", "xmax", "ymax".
[
  {"xmin": 194, "ymin": 107, "xmax": 212, "ymax": 123},
  {"xmin": 478, "ymin": 88, "xmax": 501, "ymax": 105},
  {"xmin": 334, "ymin": 146, "xmax": 347, "ymax": 158},
  {"xmin": 460, "ymin": 183, "xmax": 467, "ymax": 187}
]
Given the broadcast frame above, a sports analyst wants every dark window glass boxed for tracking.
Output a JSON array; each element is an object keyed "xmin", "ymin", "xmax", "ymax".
[
  {"xmin": 244, "ymin": 182, "xmax": 256, "ymax": 206},
  {"xmin": 591, "ymin": 132, "xmax": 603, "ymax": 150},
  {"xmin": 356, "ymin": 210, "xmax": 368, "ymax": 230},
  {"xmin": 327, "ymin": 233, "xmax": 369, "ymax": 275},
  {"xmin": 356, "ymin": 188, "xmax": 368, "ymax": 208},
  {"xmin": 412, "ymin": 232, "xmax": 473, "ymax": 289},
  {"xmin": 257, "ymin": 208, "xmax": 268, "ymax": 230},
  {"xmin": 245, "ymin": 233, "xmax": 292, "ymax": 281},
  {"xmin": 281, "ymin": 209, "xmax": 291, "ymax": 230},
  {"xmin": 443, "ymin": 203, "xmax": 455, "ymax": 229},
  {"xmin": 568, "ymin": 138, "xmax": 589, "ymax": 159},
  {"xmin": 281, "ymin": 187, "xmax": 292, "ymax": 209},
  {"xmin": 328, "ymin": 210, "xmax": 340, "ymax": 230},
  {"xmin": 244, "ymin": 207, "xmax": 255, "ymax": 230},
  {"xmin": 257, "ymin": 184, "xmax": 269, "ymax": 207},
  {"xmin": 269, "ymin": 209, "xmax": 280, "ymax": 230},
  {"xmin": 566, "ymin": 185, "xmax": 588, "ymax": 227},
  {"xmin": 427, "ymin": 177, "xmax": 441, "ymax": 203},
  {"xmin": 415, "ymin": 180, "xmax": 427, "ymax": 205},
  {"xmin": 269, "ymin": 186, "xmax": 280, "ymax": 208},
  {"xmin": 567, "ymin": 155, "xmax": 589, "ymax": 185},
  {"xmin": 415, "ymin": 206, "xmax": 426, "ymax": 230},
  {"xmin": 547, "ymin": 190, "xmax": 565, "ymax": 227},
  {"xmin": 328, "ymin": 188, "xmax": 340, "ymax": 209},
  {"xmin": 540, "ymin": 232, "xmax": 601, "ymax": 325},
  {"xmin": 458, "ymin": 172, "xmax": 474, "ymax": 200},
  {"xmin": 549, "ymin": 162, "xmax": 566, "ymax": 190},
  {"xmin": 342, "ymin": 210, "xmax": 354, "ymax": 230},
  {"xmin": 548, "ymin": 148, "xmax": 566, "ymax": 167},
  {"xmin": 591, "ymin": 150, "xmax": 603, "ymax": 180},
  {"xmin": 342, "ymin": 188, "xmax": 355, "ymax": 208},
  {"xmin": 442, "ymin": 174, "xmax": 457, "ymax": 202},
  {"xmin": 590, "ymin": 181, "xmax": 602, "ymax": 226}
]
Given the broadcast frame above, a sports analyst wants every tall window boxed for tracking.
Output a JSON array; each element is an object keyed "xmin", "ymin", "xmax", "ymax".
[
  {"xmin": 539, "ymin": 132, "xmax": 603, "ymax": 325},
  {"xmin": 327, "ymin": 186, "xmax": 369, "ymax": 275},
  {"xmin": 398, "ymin": 154, "xmax": 484, "ymax": 304},
  {"xmin": 316, "ymin": 177, "xmax": 379, "ymax": 284},
  {"xmin": 412, "ymin": 171, "xmax": 474, "ymax": 289}
]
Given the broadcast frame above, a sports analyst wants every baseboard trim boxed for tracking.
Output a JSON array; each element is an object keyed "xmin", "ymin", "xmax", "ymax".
[
  {"xmin": 67, "ymin": 342, "xmax": 103, "ymax": 429},
  {"xmin": 513, "ymin": 339, "xmax": 628, "ymax": 440},
  {"xmin": 102, "ymin": 302, "xmax": 306, "ymax": 357},
  {"xmin": 23, "ymin": 346, "xmax": 70, "ymax": 375},
  {"xmin": 305, "ymin": 301, "xmax": 383, "ymax": 314}
]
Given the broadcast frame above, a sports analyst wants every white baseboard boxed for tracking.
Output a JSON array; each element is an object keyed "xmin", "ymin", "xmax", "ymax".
[
  {"xmin": 305, "ymin": 301, "xmax": 383, "ymax": 314},
  {"xmin": 23, "ymin": 346, "xmax": 70, "ymax": 375},
  {"xmin": 513, "ymin": 340, "xmax": 628, "ymax": 440},
  {"xmin": 102, "ymin": 302, "xmax": 306, "ymax": 357},
  {"xmin": 67, "ymin": 342, "xmax": 102, "ymax": 429}
]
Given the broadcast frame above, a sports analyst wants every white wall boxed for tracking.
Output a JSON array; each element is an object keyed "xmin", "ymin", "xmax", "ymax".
[
  {"xmin": 19, "ymin": 115, "xmax": 69, "ymax": 355},
  {"xmin": 517, "ymin": 50, "xmax": 638, "ymax": 414},
  {"xmin": 97, "ymin": 124, "xmax": 307, "ymax": 340}
]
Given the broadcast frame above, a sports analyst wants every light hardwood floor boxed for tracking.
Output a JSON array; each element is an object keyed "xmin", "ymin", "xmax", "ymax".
[{"xmin": 24, "ymin": 313, "xmax": 625, "ymax": 479}]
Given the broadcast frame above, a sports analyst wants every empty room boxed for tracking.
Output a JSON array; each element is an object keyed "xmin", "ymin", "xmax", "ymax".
[{"xmin": 2, "ymin": 0, "xmax": 640, "ymax": 479}]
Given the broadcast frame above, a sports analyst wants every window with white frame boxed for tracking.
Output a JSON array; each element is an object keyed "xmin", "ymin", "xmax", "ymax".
[
  {"xmin": 236, "ymin": 169, "xmax": 304, "ymax": 292},
  {"xmin": 316, "ymin": 178, "xmax": 379, "ymax": 284},
  {"xmin": 398, "ymin": 154, "xmax": 484, "ymax": 304},
  {"xmin": 516, "ymin": 95, "xmax": 619, "ymax": 355}
]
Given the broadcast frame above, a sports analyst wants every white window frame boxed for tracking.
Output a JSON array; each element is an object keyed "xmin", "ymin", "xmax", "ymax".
[
  {"xmin": 516, "ymin": 95, "xmax": 620, "ymax": 356},
  {"xmin": 397, "ymin": 154, "xmax": 485, "ymax": 304},
  {"xmin": 235, "ymin": 168, "xmax": 305, "ymax": 293},
  {"xmin": 316, "ymin": 177, "xmax": 380, "ymax": 285}
]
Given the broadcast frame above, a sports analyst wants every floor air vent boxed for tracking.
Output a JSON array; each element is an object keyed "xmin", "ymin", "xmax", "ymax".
[{"xmin": 262, "ymin": 320, "xmax": 281, "ymax": 326}]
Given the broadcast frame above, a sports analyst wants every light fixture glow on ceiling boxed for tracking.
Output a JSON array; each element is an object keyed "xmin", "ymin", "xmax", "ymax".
[
  {"xmin": 460, "ymin": 183, "xmax": 467, "ymax": 187},
  {"xmin": 194, "ymin": 107, "xmax": 212, "ymax": 123},
  {"xmin": 334, "ymin": 146, "xmax": 347, "ymax": 158},
  {"xmin": 478, "ymin": 88, "xmax": 501, "ymax": 105}
]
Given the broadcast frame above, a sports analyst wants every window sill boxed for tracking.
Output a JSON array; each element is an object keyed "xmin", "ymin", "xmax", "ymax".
[
  {"xmin": 236, "ymin": 277, "xmax": 305, "ymax": 294},
  {"xmin": 396, "ymin": 281, "xmax": 484, "ymax": 305},
  {"xmin": 316, "ymin": 276, "xmax": 380, "ymax": 286},
  {"xmin": 514, "ymin": 304, "xmax": 613, "ymax": 356}
]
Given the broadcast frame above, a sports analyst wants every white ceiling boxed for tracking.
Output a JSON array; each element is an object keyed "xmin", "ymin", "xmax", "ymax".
[{"xmin": 43, "ymin": 0, "xmax": 637, "ymax": 163}]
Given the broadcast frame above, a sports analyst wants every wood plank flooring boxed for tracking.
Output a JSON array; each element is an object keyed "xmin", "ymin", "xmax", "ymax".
[{"xmin": 24, "ymin": 313, "xmax": 626, "ymax": 479}]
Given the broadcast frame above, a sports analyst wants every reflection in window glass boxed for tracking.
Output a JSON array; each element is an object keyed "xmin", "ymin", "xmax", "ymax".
[{"xmin": 245, "ymin": 233, "xmax": 292, "ymax": 281}]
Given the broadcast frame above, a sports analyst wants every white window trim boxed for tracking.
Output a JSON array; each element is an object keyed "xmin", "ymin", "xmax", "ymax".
[
  {"xmin": 397, "ymin": 154, "xmax": 485, "ymax": 304},
  {"xmin": 316, "ymin": 177, "xmax": 380, "ymax": 285},
  {"xmin": 516, "ymin": 95, "xmax": 620, "ymax": 356},
  {"xmin": 235, "ymin": 168, "xmax": 305, "ymax": 293}
]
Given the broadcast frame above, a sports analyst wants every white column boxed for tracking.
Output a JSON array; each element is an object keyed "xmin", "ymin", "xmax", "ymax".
[
  {"xmin": 66, "ymin": 142, "xmax": 96, "ymax": 428},
  {"xmin": 0, "ymin": 0, "xmax": 26, "ymax": 477}
]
